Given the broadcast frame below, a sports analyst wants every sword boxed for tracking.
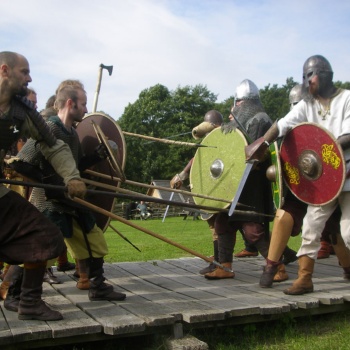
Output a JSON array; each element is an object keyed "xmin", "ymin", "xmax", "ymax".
[
  {"xmin": 228, "ymin": 160, "xmax": 257, "ymax": 217},
  {"xmin": 162, "ymin": 191, "xmax": 174, "ymax": 223},
  {"xmin": 227, "ymin": 115, "xmax": 255, "ymax": 217}
]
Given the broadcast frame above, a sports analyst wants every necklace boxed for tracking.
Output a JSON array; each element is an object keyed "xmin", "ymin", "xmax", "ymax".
[{"xmin": 316, "ymin": 98, "xmax": 331, "ymax": 121}]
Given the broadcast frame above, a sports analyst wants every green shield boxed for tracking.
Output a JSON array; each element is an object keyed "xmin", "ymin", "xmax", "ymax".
[
  {"xmin": 268, "ymin": 141, "xmax": 283, "ymax": 209},
  {"xmin": 190, "ymin": 128, "xmax": 247, "ymax": 213}
]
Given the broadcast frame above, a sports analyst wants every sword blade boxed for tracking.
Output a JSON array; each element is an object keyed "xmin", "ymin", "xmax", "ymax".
[
  {"xmin": 162, "ymin": 191, "xmax": 174, "ymax": 222},
  {"xmin": 228, "ymin": 161, "xmax": 255, "ymax": 216}
]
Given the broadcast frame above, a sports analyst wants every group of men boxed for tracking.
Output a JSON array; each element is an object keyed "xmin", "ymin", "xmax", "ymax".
[
  {"xmin": 0, "ymin": 51, "xmax": 125, "ymax": 321},
  {"xmin": 172, "ymin": 54, "xmax": 350, "ymax": 296},
  {"xmin": 1, "ymin": 50, "xmax": 349, "ymax": 323}
]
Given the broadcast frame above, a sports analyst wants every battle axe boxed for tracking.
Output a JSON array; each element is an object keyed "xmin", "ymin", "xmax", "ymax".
[{"xmin": 92, "ymin": 63, "xmax": 113, "ymax": 113}]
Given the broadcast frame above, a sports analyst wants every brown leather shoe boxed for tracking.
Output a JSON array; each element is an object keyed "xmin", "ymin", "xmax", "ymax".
[
  {"xmin": 234, "ymin": 249, "xmax": 258, "ymax": 258},
  {"xmin": 76, "ymin": 273, "xmax": 90, "ymax": 290},
  {"xmin": 273, "ymin": 264, "xmax": 289, "ymax": 283},
  {"xmin": 57, "ymin": 261, "xmax": 76, "ymax": 272},
  {"xmin": 204, "ymin": 263, "xmax": 235, "ymax": 280},
  {"xmin": 199, "ymin": 262, "xmax": 216, "ymax": 275},
  {"xmin": 43, "ymin": 268, "xmax": 61, "ymax": 285}
]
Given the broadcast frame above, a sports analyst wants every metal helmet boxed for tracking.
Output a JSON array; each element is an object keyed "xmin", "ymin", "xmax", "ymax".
[
  {"xmin": 234, "ymin": 79, "xmax": 260, "ymax": 105},
  {"xmin": 289, "ymin": 84, "xmax": 303, "ymax": 109},
  {"xmin": 302, "ymin": 55, "xmax": 333, "ymax": 89},
  {"xmin": 203, "ymin": 110, "xmax": 223, "ymax": 126}
]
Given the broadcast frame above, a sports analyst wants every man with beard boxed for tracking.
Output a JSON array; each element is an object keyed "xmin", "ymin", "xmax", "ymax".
[
  {"xmin": 0, "ymin": 51, "xmax": 86, "ymax": 320},
  {"xmin": 170, "ymin": 110, "xmax": 224, "ymax": 274},
  {"xmin": 14, "ymin": 81, "xmax": 126, "ymax": 302},
  {"xmin": 204, "ymin": 80, "xmax": 283, "ymax": 280},
  {"xmin": 259, "ymin": 83, "xmax": 347, "ymax": 289},
  {"xmin": 247, "ymin": 55, "xmax": 350, "ymax": 295}
]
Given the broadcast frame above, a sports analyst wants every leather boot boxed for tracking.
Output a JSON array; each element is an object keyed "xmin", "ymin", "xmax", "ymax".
[
  {"xmin": 57, "ymin": 247, "xmax": 75, "ymax": 272},
  {"xmin": 204, "ymin": 262, "xmax": 235, "ymax": 280},
  {"xmin": 343, "ymin": 267, "xmax": 350, "ymax": 280},
  {"xmin": 88, "ymin": 258, "xmax": 126, "ymax": 301},
  {"xmin": 76, "ymin": 259, "xmax": 90, "ymax": 290},
  {"xmin": 4, "ymin": 265, "xmax": 23, "ymax": 312},
  {"xmin": 273, "ymin": 263, "xmax": 289, "ymax": 282},
  {"xmin": 199, "ymin": 240, "xmax": 219, "ymax": 275},
  {"xmin": 0, "ymin": 263, "xmax": 11, "ymax": 281},
  {"xmin": 282, "ymin": 246, "xmax": 298, "ymax": 265},
  {"xmin": 18, "ymin": 263, "xmax": 63, "ymax": 320},
  {"xmin": 43, "ymin": 268, "xmax": 61, "ymax": 284},
  {"xmin": 73, "ymin": 259, "xmax": 80, "ymax": 278},
  {"xmin": 283, "ymin": 255, "xmax": 314, "ymax": 295},
  {"xmin": 317, "ymin": 240, "xmax": 331, "ymax": 259},
  {"xmin": 259, "ymin": 259, "xmax": 279, "ymax": 288},
  {"xmin": 0, "ymin": 280, "xmax": 10, "ymax": 300},
  {"xmin": 1, "ymin": 265, "xmax": 23, "ymax": 301},
  {"xmin": 331, "ymin": 234, "xmax": 350, "ymax": 279}
]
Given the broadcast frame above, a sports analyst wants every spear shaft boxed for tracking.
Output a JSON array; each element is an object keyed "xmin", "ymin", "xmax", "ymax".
[
  {"xmin": 0, "ymin": 179, "xmax": 273, "ymax": 218},
  {"xmin": 123, "ymin": 131, "xmax": 214, "ymax": 148},
  {"xmin": 84, "ymin": 169, "xmax": 232, "ymax": 205}
]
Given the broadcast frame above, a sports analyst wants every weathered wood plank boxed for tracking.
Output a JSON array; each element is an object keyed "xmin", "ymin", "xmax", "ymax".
[
  {"xmin": 1, "ymin": 255, "xmax": 349, "ymax": 349},
  {"xmin": 52, "ymin": 273, "xmax": 146, "ymax": 336}
]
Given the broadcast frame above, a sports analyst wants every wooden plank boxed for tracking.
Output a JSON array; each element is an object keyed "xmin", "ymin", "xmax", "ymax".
[
  {"xmin": 1, "ymin": 303, "xmax": 51, "ymax": 344},
  {"xmin": 42, "ymin": 283, "xmax": 103, "ymax": 338},
  {"xmin": 127, "ymin": 259, "xmax": 289, "ymax": 317},
  {"xmin": 1, "ymin": 256, "xmax": 350, "ymax": 349},
  {"xmin": 105, "ymin": 262, "xmax": 226, "ymax": 323},
  {"xmin": 52, "ymin": 273, "xmax": 146, "ymax": 336},
  {"xmin": 0, "ymin": 305, "xmax": 19, "ymax": 345}
]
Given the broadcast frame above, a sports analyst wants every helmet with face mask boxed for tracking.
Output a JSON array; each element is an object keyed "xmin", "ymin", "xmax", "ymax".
[
  {"xmin": 289, "ymin": 84, "xmax": 304, "ymax": 110},
  {"xmin": 302, "ymin": 55, "xmax": 333, "ymax": 93},
  {"xmin": 234, "ymin": 79, "xmax": 260, "ymax": 106}
]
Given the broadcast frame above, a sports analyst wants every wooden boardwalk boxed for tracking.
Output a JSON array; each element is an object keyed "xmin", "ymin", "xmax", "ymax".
[{"xmin": 1, "ymin": 255, "xmax": 350, "ymax": 349}]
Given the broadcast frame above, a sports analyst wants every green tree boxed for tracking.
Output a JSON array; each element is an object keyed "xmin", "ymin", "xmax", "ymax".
[
  {"xmin": 260, "ymin": 77, "xmax": 298, "ymax": 121},
  {"xmin": 118, "ymin": 84, "xmax": 219, "ymax": 189}
]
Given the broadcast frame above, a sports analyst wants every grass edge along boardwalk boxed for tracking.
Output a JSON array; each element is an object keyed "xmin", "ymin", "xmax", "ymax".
[{"xmin": 1, "ymin": 255, "xmax": 350, "ymax": 349}]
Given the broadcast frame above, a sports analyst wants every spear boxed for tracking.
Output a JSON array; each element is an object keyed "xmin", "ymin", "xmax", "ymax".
[
  {"xmin": 0, "ymin": 179, "xmax": 273, "ymax": 218},
  {"xmin": 108, "ymin": 224, "xmax": 141, "ymax": 252},
  {"xmin": 74, "ymin": 197, "xmax": 233, "ymax": 273},
  {"xmin": 84, "ymin": 169, "xmax": 234, "ymax": 205},
  {"xmin": 123, "ymin": 131, "xmax": 215, "ymax": 148}
]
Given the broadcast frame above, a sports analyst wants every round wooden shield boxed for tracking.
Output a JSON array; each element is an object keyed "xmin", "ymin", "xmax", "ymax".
[
  {"xmin": 76, "ymin": 112, "xmax": 127, "ymax": 231},
  {"xmin": 279, "ymin": 122, "xmax": 345, "ymax": 205},
  {"xmin": 268, "ymin": 141, "xmax": 283, "ymax": 209},
  {"xmin": 190, "ymin": 127, "xmax": 247, "ymax": 213}
]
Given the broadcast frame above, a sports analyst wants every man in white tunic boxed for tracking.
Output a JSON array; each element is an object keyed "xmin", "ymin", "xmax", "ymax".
[{"xmin": 246, "ymin": 54, "xmax": 350, "ymax": 295}]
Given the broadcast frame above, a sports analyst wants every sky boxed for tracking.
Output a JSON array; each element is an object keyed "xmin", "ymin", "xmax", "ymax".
[{"xmin": 2, "ymin": 0, "xmax": 350, "ymax": 120}]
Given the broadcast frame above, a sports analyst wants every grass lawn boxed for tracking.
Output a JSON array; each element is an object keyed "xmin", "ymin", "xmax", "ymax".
[{"xmin": 103, "ymin": 216, "xmax": 303, "ymax": 263}]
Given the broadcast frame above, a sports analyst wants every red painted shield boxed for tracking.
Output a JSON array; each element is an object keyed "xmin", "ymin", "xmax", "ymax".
[
  {"xmin": 76, "ymin": 112, "xmax": 126, "ymax": 231},
  {"xmin": 280, "ymin": 123, "xmax": 345, "ymax": 205}
]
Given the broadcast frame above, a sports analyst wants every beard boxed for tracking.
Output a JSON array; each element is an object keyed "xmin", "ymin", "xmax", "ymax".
[{"xmin": 17, "ymin": 86, "xmax": 28, "ymax": 96}]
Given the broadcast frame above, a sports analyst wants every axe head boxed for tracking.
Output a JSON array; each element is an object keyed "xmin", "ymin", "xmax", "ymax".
[{"xmin": 100, "ymin": 63, "xmax": 113, "ymax": 76}]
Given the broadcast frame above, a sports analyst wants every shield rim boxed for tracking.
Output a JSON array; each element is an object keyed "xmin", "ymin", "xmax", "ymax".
[
  {"xmin": 280, "ymin": 122, "xmax": 345, "ymax": 205},
  {"xmin": 269, "ymin": 141, "xmax": 283, "ymax": 209},
  {"xmin": 76, "ymin": 112, "xmax": 127, "ymax": 232},
  {"xmin": 189, "ymin": 127, "xmax": 248, "ymax": 213}
]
